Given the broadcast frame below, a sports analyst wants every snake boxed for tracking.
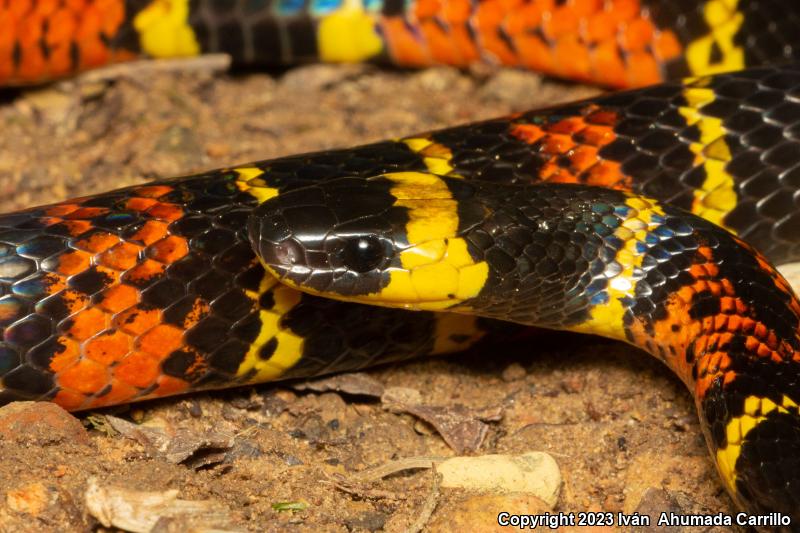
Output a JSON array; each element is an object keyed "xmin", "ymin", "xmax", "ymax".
[{"xmin": 3, "ymin": 0, "xmax": 800, "ymax": 529}]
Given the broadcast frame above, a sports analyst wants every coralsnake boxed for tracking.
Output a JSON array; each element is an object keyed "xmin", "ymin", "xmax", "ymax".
[{"xmin": 3, "ymin": 0, "xmax": 800, "ymax": 528}]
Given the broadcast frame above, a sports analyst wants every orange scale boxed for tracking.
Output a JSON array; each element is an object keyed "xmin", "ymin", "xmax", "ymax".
[
  {"xmin": 585, "ymin": 160, "xmax": 628, "ymax": 188},
  {"xmin": 124, "ymin": 197, "xmax": 159, "ymax": 212},
  {"xmin": 40, "ymin": 273, "xmax": 67, "ymax": 295},
  {"xmin": 419, "ymin": 21, "xmax": 461, "ymax": 65},
  {"xmin": 66, "ymin": 307, "xmax": 108, "ymax": 341},
  {"xmin": 510, "ymin": 123, "xmax": 545, "ymax": 144},
  {"xmin": 525, "ymin": 0, "xmax": 555, "ymax": 27},
  {"xmin": 9, "ymin": 0, "xmax": 33, "ymax": 17},
  {"xmin": 36, "ymin": 0, "xmax": 61, "ymax": 17},
  {"xmin": 584, "ymin": 10, "xmax": 617, "ymax": 43},
  {"xmin": 97, "ymin": 0, "xmax": 125, "ymax": 35},
  {"xmin": 542, "ymin": 5, "xmax": 580, "ymax": 41},
  {"xmin": 18, "ymin": 15, "xmax": 43, "ymax": 46},
  {"xmin": 589, "ymin": 41, "xmax": 628, "ymax": 88},
  {"xmin": 57, "ymin": 357, "xmax": 110, "ymax": 395},
  {"xmin": 719, "ymin": 297, "xmax": 736, "ymax": 314},
  {"xmin": 653, "ymin": 30, "xmax": 682, "ymax": 61},
  {"xmin": 555, "ymin": 38, "xmax": 591, "ymax": 81},
  {"xmin": 543, "ymin": 167, "xmax": 579, "ymax": 183},
  {"xmin": 53, "ymin": 389, "xmax": 86, "ymax": 411},
  {"xmin": 60, "ymin": 289, "xmax": 90, "ymax": 315},
  {"xmin": 745, "ymin": 336, "xmax": 760, "ymax": 352},
  {"xmin": 45, "ymin": 42, "xmax": 72, "ymax": 77},
  {"xmin": 450, "ymin": 28, "xmax": 480, "ymax": 63},
  {"xmin": 113, "ymin": 350, "xmax": 163, "ymax": 389},
  {"xmin": 66, "ymin": 0, "xmax": 88, "ymax": 11},
  {"xmin": 44, "ymin": 10, "xmax": 76, "ymax": 46},
  {"xmin": 99, "ymin": 241, "xmax": 142, "ymax": 271},
  {"xmin": 380, "ymin": 18, "xmax": 431, "ymax": 66},
  {"xmin": 541, "ymin": 134, "xmax": 575, "ymax": 154},
  {"xmin": 414, "ymin": 0, "xmax": 441, "ymax": 19},
  {"xmin": 475, "ymin": 0, "xmax": 503, "ymax": 25},
  {"xmin": 128, "ymin": 220, "xmax": 168, "ymax": 246},
  {"xmin": 757, "ymin": 344, "xmax": 772, "ymax": 358},
  {"xmin": 84, "ymin": 330, "xmax": 131, "ymax": 365},
  {"xmin": 498, "ymin": 0, "xmax": 523, "ymax": 11},
  {"xmin": 145, "ymin": 202, "xmax": 184, "ymax": 222},
  {"xmin": 577, "ymin": 124, "xmax": 615, "ymax": 146},
  {"xmin": 75, "ymin": 231, "xmax": 120, "ymax": 253},
  {"xmin": 36, "ymin": 217, "xmax": 64, "ymax": 228},
  {"xmin": 18, "ymin": 46, "xmax": 46, "ymax": 80},
  {"xmin": 95, "ymin": 264, "xmax": 121, "ymax": 286},
  {"xmin": 570, "ymin": 0, "xmax": 602, "ymax": 17},
  {"xmin": 719, "ymin": 331, "xmax": 733, "ymax": 348},
  {"xmin": 583, "ymin": 107, "xmax": 615, "ymax": 125},
  {"xmin": 766, "ymin": 331, "xmax": 779, "ymax": 347},
  {"xmin": 622, "ymin": 17, "xmax": 654, "ymax": 52},
  {"xmin": 147, "ymin": 235, "xmax": 189, "ymax": 264},
  {"xmin": 706, "ymin": 352, "xmax": 722, "ymax": 372},
  {"xmin": 151, "ymin": 374, "xmax": 190, "ymax": 398},
  {"xmin": 726, "ymin": 314, "xmax": 742, "ymax": 331},
  {"xmin": 79, "ymin": 40, "xmax": 112, "ymax": 70},
  {"xmin": 625, "ymin": 51, "xmax": 661, "ymax": 87},
  {"xmin": 132, "ymin": 185, "xmax": 174, "ymax": 199},
  {"xmin": 88, "ymin": 380, "xmax": 139, "ymax": 408},
  {"xmin": 60, "ymin": 219, "xmax": 92, "ymax": 237},
  {"xmin": 546, "ymin": 116, "xmax": 587, "ymax": 135},
  {"xmin": 97, "ymin": 284, "xmax": 139, "ymax": 313},
  {"xmin": 740, "ymin": 317, "xmax": 756, "ymax": 335},
  {"xmin": 53, "ymin": 249, "xmax": 91, "ymax": 276},
  {"xmin": 443, "ymin": 0, "xmax": 471, "ymax": 24},
  {"xmin": 114, "ymin": 306, "xmax": 161, "ymax": 336},
  {"xmin": 605, "ymin": 0, "xmax": 641, "ymax": 23},
  {"xmin": 568, "ymin": 145, "xmax": 601, "ymax": 172},
  {"xmin": 722, "ymin": 372, "xmax": 736, "ymax": 386},
  {"xmin": 65, "ymin": 206, "xmax": 109, "ymax": 219},
  {"xmin": 49, "ymin": 336, "xmax": 81, "ymax": 373},
  {"xmin": 123, "ymin": 258, "xmax": 166, "ymax": 285},
  {"xmin": 137, "ymin": 323, "xmax": 184, "ymax": 359}
]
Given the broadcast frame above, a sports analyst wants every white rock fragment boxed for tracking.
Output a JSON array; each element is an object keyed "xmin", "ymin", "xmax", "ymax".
[{"xmin": 437, "ymin": 451, "xmax": 562, "ymax": 508}]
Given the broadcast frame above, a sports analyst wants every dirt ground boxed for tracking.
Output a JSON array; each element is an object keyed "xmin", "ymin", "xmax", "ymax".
[{"xmin": 0, "ymin": 60, "xmax": 745, "ymax": 532}]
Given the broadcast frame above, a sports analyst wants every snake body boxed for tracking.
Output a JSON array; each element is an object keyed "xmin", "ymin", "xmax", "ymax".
[
  {"xmin": 4, "ymin": 0, "xmax": 800, "ymax": 87},
  {"xmin": 2, "ymin": 64, "xmax": 800, "ymax": 525},
  {"xmin": 4, "ymin": 0, "xmax": 800, "ymax": 528}
]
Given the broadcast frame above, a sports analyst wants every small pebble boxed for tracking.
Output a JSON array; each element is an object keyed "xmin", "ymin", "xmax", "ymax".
[{"xmin": 501, "ymin": 363, "xmax": 527, "ymax": 382}]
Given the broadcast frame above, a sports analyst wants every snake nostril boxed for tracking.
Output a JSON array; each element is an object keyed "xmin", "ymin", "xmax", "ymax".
[{"xmin": 273, "ymin": 239, "xmax": 305, "ymax": 266}]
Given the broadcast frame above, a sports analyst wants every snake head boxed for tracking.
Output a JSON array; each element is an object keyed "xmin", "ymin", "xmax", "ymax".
[{"xmin": 248, "ymin": 172, "xmax": 490, "ymax": 310}]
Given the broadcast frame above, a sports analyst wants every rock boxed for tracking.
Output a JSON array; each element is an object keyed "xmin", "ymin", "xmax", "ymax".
[
  {"xmin": 501, "ymin": 363, "xmax": 527, "ymax": 382},
  {"xmin": 0, "ymin": 402, "xmax": 89, "ymax": 446},
  {"xmin": 438, "ymin": 452, "xmax": 562, "ymax": 508},
  {"xmin": 428, "ymin": 493, "xmax": 550, "ymax": 533},
  {"xmin": 6, "ymin": 482, "xmax": 58, "ymax": 515}
]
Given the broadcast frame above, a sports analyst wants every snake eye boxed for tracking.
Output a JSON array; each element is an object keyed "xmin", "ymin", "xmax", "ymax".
[{"xmin": 339, "ymin": 236, "xmax": 385, "ymax": 273}]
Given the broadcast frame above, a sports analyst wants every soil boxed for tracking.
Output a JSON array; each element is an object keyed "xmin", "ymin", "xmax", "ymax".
[{"xmin": 0, "ymin": 61, "xmax": 746, "ymax": 532}]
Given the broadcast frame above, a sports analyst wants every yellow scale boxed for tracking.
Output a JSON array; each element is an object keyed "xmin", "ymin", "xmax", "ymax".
[
  {"xmin": 133, "ymin": 0, "xmax": 385, "ymax": 63},
  {"xmin": 716, "ymin": 395, "xmax": 799, "ymax": 495}
]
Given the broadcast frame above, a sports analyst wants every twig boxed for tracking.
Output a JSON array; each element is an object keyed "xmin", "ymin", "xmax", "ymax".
[{"xmin": 404, "ymin": 466, "xmax": 441, "ymax": 533}]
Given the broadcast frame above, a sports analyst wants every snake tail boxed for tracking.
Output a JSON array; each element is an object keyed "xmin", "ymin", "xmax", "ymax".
[
  {"xmin": 4, "ymin": 0, "xmax": 800, "ymax": 87},
  {"xmin": 251, "ymin": 174, "xmax": 800, "ymax": 525}
]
